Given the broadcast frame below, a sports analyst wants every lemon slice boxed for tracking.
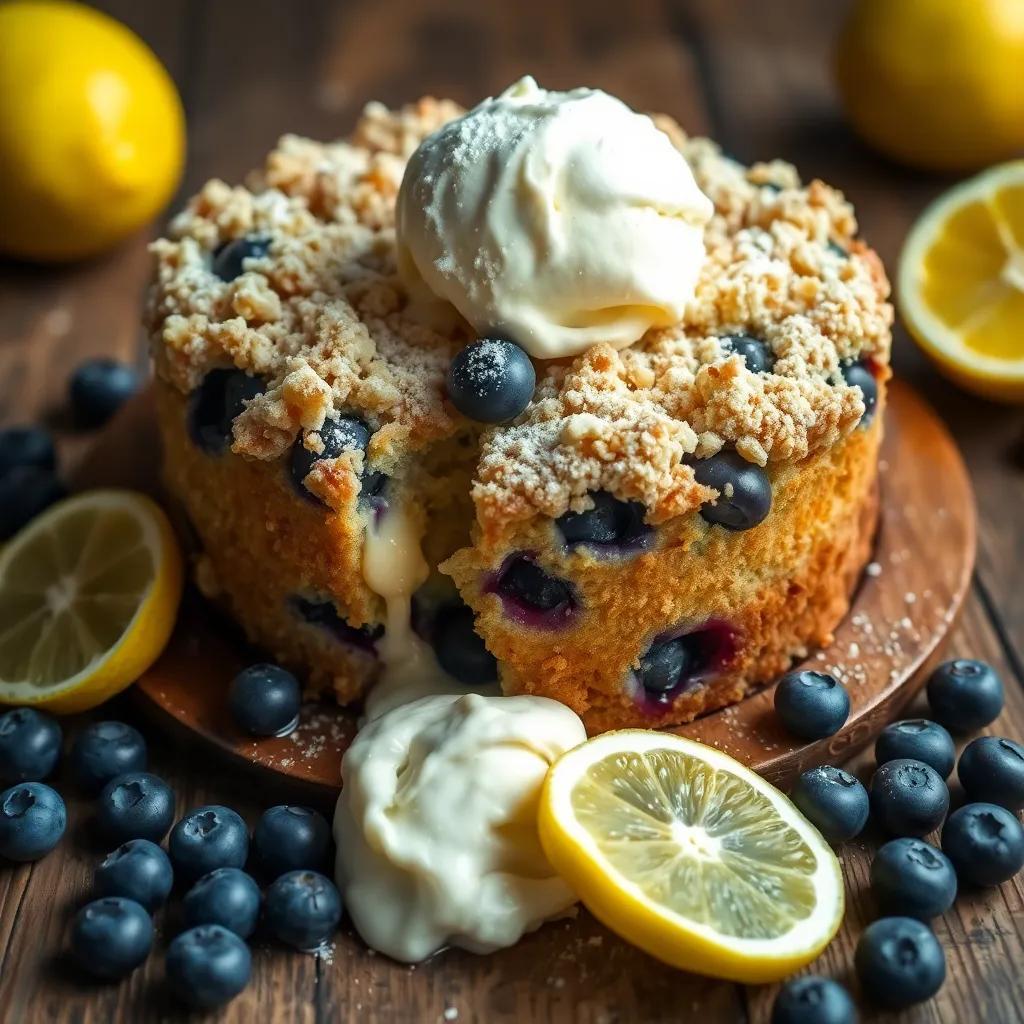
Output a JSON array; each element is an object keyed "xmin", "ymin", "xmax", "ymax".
[
  {"xmin": 899, "ymin": 160, "xmax": 1024, "ymax": 401},
  {"xmin": 0, "ymin": 490, "xmax": 183, "ymax": 712},
  {"xmin": 538, "ymin": 731, "xmax": 844, "ymax": 983}
]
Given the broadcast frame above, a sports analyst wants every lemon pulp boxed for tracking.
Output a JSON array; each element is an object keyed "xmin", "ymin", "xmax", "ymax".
[
  {"xmin": 0, "ymin": 490, "xmax": 183, "ymax": 711},
  {"xmin": 573, "ymin": 749, "xmax": 821, "ymax": 939},
  {"xmin": 899, "ymin": 162, "xmax": 1024, "ymax": 400},
  {"xmin": 539, "ymin": 732, "xmax": 843, "ymax": 982}
]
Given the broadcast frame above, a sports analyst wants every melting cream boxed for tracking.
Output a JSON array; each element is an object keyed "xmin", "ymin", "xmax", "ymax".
[
  {"xmin": 333, "ymin": 498, "xmax": 585, "ymax": 963},
  {"xmin": 359, "ymin": 501, "xmax": 498, "ymax": 722}
]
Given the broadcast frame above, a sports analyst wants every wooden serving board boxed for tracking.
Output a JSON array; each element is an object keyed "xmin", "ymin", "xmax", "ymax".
[{"xmin": 75, "ymin": 379, "xmax": 975, "ymax": 795}]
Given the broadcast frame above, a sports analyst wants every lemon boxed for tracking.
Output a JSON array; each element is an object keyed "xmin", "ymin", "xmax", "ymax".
[
  {"xmin": 0, "ymin": 1, "xmax": 185, "ymax": 262},
  {"xmin": 835, "ymin": 0, "xmax": 1024, "ymax": 171},
  {"xmin": 899, "ymin": 161, "xmax": 1024, "ymax": 402},
  {"xmin": 0, "ymin": 490, "xmax": 183, "ymax": 713},
  {"xmin": 538, "ymin": 731, "xmax": 844, "ymax": 983}
]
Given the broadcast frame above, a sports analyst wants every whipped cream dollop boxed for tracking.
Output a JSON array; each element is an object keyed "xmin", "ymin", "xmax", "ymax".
[
  {"xmin": 334, "ymin": 692, "xmax": 586, "ymax": 963},
  {"xmin": 396, "ymin": 76, "xmax": 714, "ymax": 360}
]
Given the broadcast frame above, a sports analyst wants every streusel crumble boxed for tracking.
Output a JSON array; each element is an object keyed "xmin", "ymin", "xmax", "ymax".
[{"xmin": 147, "ymin": 86, "xmax": 891, "ymax": 732}]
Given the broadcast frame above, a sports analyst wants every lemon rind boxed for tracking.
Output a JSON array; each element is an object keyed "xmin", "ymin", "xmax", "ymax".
[
  {"xmin": 539, "ymin": 730, "xmax": 844, "ymax": 982},
  {"xmin": 0, "ymin": 489, "xmax": 183, "ymax": 710},
  {"xmin": 898, "ymin": 160, "xmax": 1024, "ymax": 387}
]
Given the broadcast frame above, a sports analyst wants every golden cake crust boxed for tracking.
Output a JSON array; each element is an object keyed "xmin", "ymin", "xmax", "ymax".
[{"xmin": 147, "ymin": 91, "xmax": 893, "ymax": 731}]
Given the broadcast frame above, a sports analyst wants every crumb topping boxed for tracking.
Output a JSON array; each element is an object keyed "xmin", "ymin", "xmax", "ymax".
[{"xmin": 148, "ymin": 98, "xmax": 892, "ymax": 530}]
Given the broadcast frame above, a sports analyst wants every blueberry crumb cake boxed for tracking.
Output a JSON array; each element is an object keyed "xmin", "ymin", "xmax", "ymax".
[{"xmin": 146, "ymin": 78, "xmax": 891, "ymax": 734}]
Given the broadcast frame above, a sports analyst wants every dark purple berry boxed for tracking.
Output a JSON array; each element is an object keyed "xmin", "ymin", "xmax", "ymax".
[
  {"xmin": 187, "ymin": 368, "xmax": 264, "ymax": 455},
  {"xmin": 774, "ymin": 671, "xmax": 850, "ymax": 740},
  {"xmin": 0, "ymin": 425, "xmax": 55, "ymax": 476},
  {"xmin": 69, "ymin": 358, "xmax": 140, "ymax": 427},
  {"xmin": 926, "ymin": 659, "xmax": 1003, "ymax": 733},
  {"xmin": 870, "ymin": 838, "xmax": 956, "ymax": 920},
  {"xmin": 447, "ymin": 338, "xmax": 535, "ymax": 423},
  {"xmin": 692, "ymin": 451, "xmax": 772, "ymax": 531},
  {"xmin": 942, "ymin": 802, "xmax": 1024, "ymax": 886},
  {"xmin": 0, "ymin": 782, "xmax": 66, "ymax": 861},
  {"xmin": 70, "ymin": 897, "xmax": 153, "ymax": 980},
  {"xmin": 721, "ymin": 334, "xmax": 775, "ymax": 374},
  {"xmin": 557, "ymin": 491, "xmax": 652, "ymax": 552},
  {"xmin": 290, "ymin": 415, "xmax": 385, "ymax": 503},
  {"xmin": 855, "ymin": 917, "xmax": 945, "ymax": 1009},
  {"xmin": 212, "ymin": 234, "xmax": 271, "ymax": 281},
  {"xmin": 875, "ymin": 719, "xmax": 955, "ymax": 779},
  {"xmin": 957, "ymin": 736, "xmax": 1024, "ymax": 811},
  {"xmin": 432, "ymin": 603, "xmax": 497, "ymax": 684},
  {"xmin": 0, "ymin": 707, "xmax": 61, "ymax": 784},
  {"xmin": 790, "ymin": 765, "xmax": 869, "ymax": 843},
  {"xmin": 869, "ymin": 759, "xmax": 949, "ymax": 837}
]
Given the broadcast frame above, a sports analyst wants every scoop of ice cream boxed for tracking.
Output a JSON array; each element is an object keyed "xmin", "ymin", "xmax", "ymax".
[
  {"xmin": 334, "ymin": 692, "xmax": 586, "ymax": 962},
  {"xmin": 396, "ymin": 76, "xmax": 713, "ymax": 360}
]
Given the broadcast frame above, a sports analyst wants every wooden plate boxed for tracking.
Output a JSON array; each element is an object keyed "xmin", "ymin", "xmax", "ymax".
[{"xmin": 76, "ymin": 379, "xmax": 975, "ymax": 796}]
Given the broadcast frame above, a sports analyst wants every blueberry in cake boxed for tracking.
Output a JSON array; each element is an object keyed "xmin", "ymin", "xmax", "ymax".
[{"xmin": 147, "ymin": 77, "xmax": 891, "ymax": 733}]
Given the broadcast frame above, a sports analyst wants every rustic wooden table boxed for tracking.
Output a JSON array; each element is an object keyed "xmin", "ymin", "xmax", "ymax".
[{"xmin": 2, "ymin": 1, "xmax": 1023, "ymax": 1021}]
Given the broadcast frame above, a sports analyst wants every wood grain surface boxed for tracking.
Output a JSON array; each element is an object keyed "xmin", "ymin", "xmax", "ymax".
[{"xmin": 2, "ymin": 2, "xmax": 1024, "ymax": 1022}]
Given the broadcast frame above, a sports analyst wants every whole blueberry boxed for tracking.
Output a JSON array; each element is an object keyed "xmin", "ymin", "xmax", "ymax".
[
  {"xmin": 95, "ymin": 839, "xmax": 174, "ymax": 911},
  {"xmin": 692, "ymin": 451, "xmax": 772, "ymax": 531},
  {"xmin": 557, "ymin": 492, "xmax": 651, "ymax": 551},
  {"xmin": 170, "ymin": 805, "xmax": 249, "ymax": 883},
  {"xmin": 183, "ymin": 867, "xmax": 261, "ymax": 938},
  {"xmin": 958, "ymin": 736, "xmax": 1024, "ymax": 811},
  {"xmin": 96, "ymin": 772, "xmax": 175, "ymax": 844},
  {"xmin": 68, "ymin": 720, "xmax": 148, "ymax": 793},
  {"xmin": 790, "ymin": 765, "xmax": 869, "ymax": 843},
  {"xmin": 638, "ymin": 638, "xmax": 692, "ymax": 697},
  {"xmin": 229, "ymin": 663, "xmax": 301, "ymax": 737},
  {"xmin": 70, "ymin": 897, "xmax": 153, "ymax": 980},
  {"xmin": 840, "ymin": 360, "xmax": 878, "ymax": 425},
  {"xmin": 252, "ymin": 805, "xmax": 331, "ymax": 879},
  {"xmin": 0, "ymin": 782, "xmax": 66, "ymax": 861},
  {"xmin": 875, "ymin": 719, "xmax": 955, "ymax": 779},
  {"xmin": 264, "ymin": 870, "xmax": 342, "ymax": 950},
  {"xmin": 0, "ymin": 466, "xmax": 66, "ymax": 540},
  {"xmin": 869, "ymin": 759, "xmax": 949, "ymax": 837},
  {"xmin": 432, "ymin": 603, "xmax": 498, "ymax": 685},
  {"xmin": 855, "ymin": 917, "xmax": 945, "ymax": 1009},
  {"xmin": 0, "ymin": 425, "xmax": 56, "ymax": 476},
  {"xmin": 870, "ymin": 838, "xmax": 957, "ymax": 920},
  {"xmin": 69, "ymin": 358, "xmax": 140, "ymax": 428},
  {"xmin": 770, "ymin": 975, "xmax": 857, "ymax": 1024},
  {"xmin": 187, "ymin": 368, "xmax": 264, "ymax": 455},
  {"xmin": 774, "ymin": 671, "xmax": 850, "ymax": 740},
  {"xmin": 0, "ymin": 707, "xmax": 62, "ymax": 783},
  {"xmin": 942, "ymin": 802, "xmax": 1024, "ymax": 887},
  {"xmin": 447, "ymin": 338, "xmax": 536, "ymax": 423},
  {"xmin": 290, "ymin": 595, "xmax": 383, "ymax": 651},
  {"xmin": 926, "ymin": 659, "xmax": 1004, "ymax": 733},
  {"xmin": 166, "ymin": 924, "xmax": 252, "ymax": 1009},
  {"xmin": 721, "ymin": 334, "xmax": 775, "ymax": 374},
  {"xmin": 497, "ymin": 557, "xmax": 574, "ymax": 614},
  {"xmin": 290, "ymin": 415, "xmax": 385, "ymax": 503},
  {"xmin": 212, "ymin": 234, "xmax": 272, "ymax": 282}
]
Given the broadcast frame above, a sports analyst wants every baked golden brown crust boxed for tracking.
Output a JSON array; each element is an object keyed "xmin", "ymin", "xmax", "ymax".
[
  {"xmin": 445, "ymin": 412, "xmax": 882, "ymax": 734},
  {"xmin": 147, "ymin": 93, "xmax": 893, "ymax": 731}
]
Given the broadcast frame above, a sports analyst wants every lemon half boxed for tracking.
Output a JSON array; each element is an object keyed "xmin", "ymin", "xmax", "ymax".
[
  {"xmin": 0, "ymin": 490, "xmax": 183, "ymax": 712},
  {"xmin": 539, "ymin": 731, "xmax": 844, "ymax": 983},
  {"xmin": 899, "ymin": 161, "xmax": 1024, "ymax": 402}
]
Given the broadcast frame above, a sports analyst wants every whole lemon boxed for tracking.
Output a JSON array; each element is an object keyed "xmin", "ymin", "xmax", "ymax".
[
  {"xmin": 835, "ymin": 0, "xmax": 1024, "ymax": 172},
  {"xmin": 0, "ymin": 1, "xmax": 185, "ymax": 262}
]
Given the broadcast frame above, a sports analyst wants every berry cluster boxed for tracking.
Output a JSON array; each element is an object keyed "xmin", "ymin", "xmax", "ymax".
[
  {"xmin": 1, "ymin": 357, "xmax": 139, "ymax": 539},
  {"xmin": 772, "ymin": 657, "xmax": 1022, "ymax": 1020},
  {"xmin": 0, "ymin": 707, "xmax": 342, "ymax": 1010}
]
